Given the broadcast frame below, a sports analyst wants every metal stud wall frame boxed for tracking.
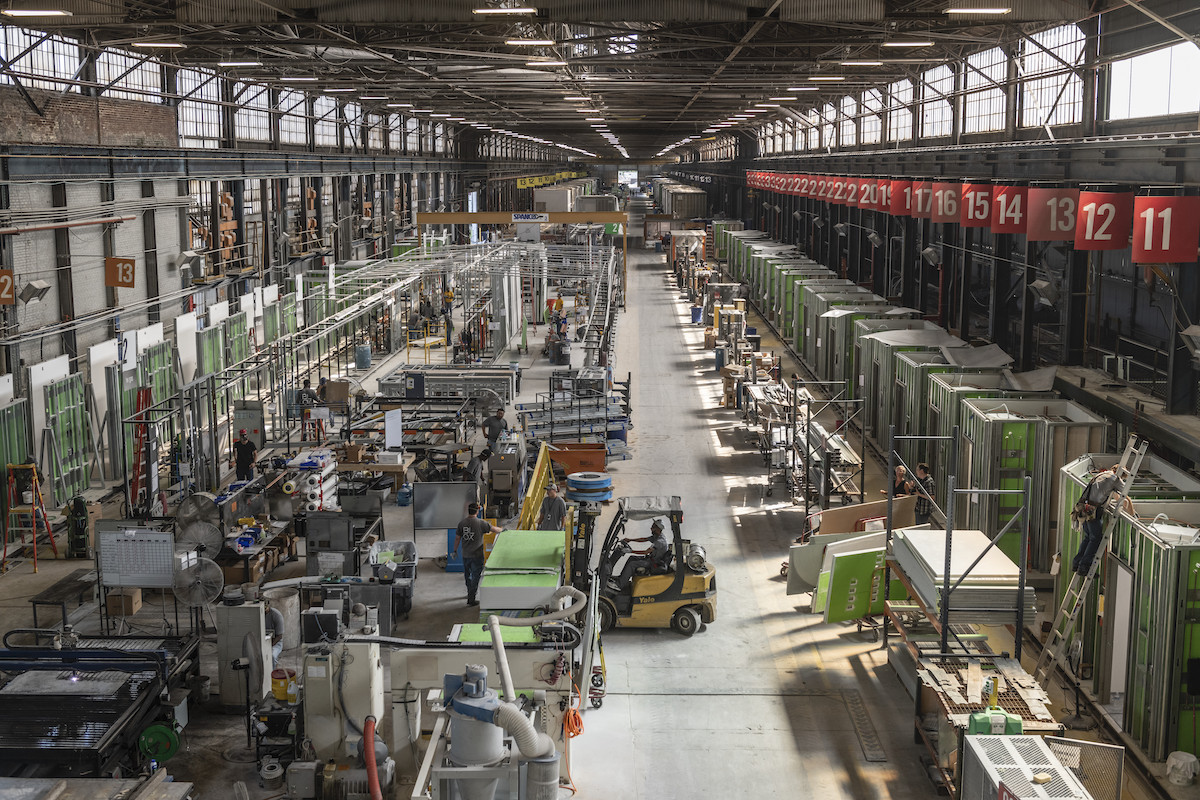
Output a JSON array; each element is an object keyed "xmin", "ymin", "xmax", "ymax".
[{"xmin": 42, "ymin": 374, "xmax": 91, "ymax": 506}]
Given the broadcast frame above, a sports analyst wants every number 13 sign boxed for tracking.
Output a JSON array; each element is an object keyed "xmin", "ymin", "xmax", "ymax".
[
  {"xmin": 105, "ymin": 256, "xmax": 137, "ymax": 288},
  {"xmin": 1132, "ymin": 195, "xmax": 1200, "ymax": 264}
]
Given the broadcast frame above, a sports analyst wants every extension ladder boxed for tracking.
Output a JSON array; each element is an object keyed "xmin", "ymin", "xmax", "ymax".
[
  {"xmin": 1033, "ymin": 435, "xmax": 1149, "ymax": 687},
  {"xmin": 3, "ymin": 463, "xmax": 58, "ymax": 573}
]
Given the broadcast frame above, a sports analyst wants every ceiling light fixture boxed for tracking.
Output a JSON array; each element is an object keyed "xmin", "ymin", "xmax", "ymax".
[
  {"xmin": 769, "ymin": 96, "xmax": 797, "ymax": 101},
  {"xmin": 327, "ymin": 88, "xmax": 354, "ymax": 92},
  {"xmin": 527, "ymin": 60, "xmax": 567, "ymax": 66},
  {"xmin": 472, "ymin": 6, "xmax": 538, "ymax": 13},
  {"xmin": 430, "ymin": 113, "xmax": 451, "ymax": 117},
  {"xmin": 410, "ymin": 109, "xmax": 432, "ymax": 113},
  {"xmin": 218, "ymin": 60, "xmax": 261, "ymax": 67},
  {"xmin": 585, "ymin": 117, "xmax": 603, "ymax": 121},
  {"xmin": 1, "ymin": 8, "xmax": 72, "ymax": 16},
  {"xmin": 786, "ymin": 86, "xmax": 819, "ymax": 92},
  {"xmin": 809, "ymin": 76, "xmax": 845, "ymax": 81},
  {"xmin": 131, "ymin": 41, "xmax": 186, "ymax": 48},
  {"xmin": 280, "ymin": 76, "xmax": 318, "ymax": 81},
  {"xmin": 945, "ymin": 6, "xmax": 1010, "ymax": 13},
  {"xmin": 840, "ymin": 60, "xmax": 883, "ymax": 66},
  {"xmin": 883, "ymin": 40, "xmax": 934, "ymax": 47},
  {"xmin": 386, "ymin": 102, "xmax": 413, "ymax": 107},
  {"xmin": 506, "ymin": 39, "xmax": 555, "ymax": 45}
]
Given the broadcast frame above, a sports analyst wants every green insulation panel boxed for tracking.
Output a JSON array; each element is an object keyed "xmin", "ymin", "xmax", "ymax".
[
  {"xmin": 711, "ymin": 220, "xmax": 744, "ymax": 261},
  {"xmin": 775, "ymin": 266, "xmax": 832, "ymax": 341},
  {"xmin": 196, "ymin": 325, "xmax": 226, "ymax": 378},
  {"xmin": 0, "ymin": 400, "xmax": 31, "ymax": 515},
  {"xmin": 804, "ymin": 290, "xmax": 884, "ymax": 370},
  {"xmin": 961, "ymin": 398, "xmax": 1106, "ymax": 570},
  {"xmin": 225, "ymin": 313, "xmax": 250, "ymax": 365},
  {"xmin": 282, "ymin": 292, "xmax": 299, "ymax": 335},
  {"xmin": 849, "ymin": 319, "xmax": 937, "ymax": 402},
  {"xmin": 43, "ymin": 374, "xmax": 90, "ymax": 506},
  {"xmin": 822, "ymin": 548, "xmax": 907, "ymax": 624},
  {"xmin": 262, "ymin": 303, "xmax": 281, "ymax": 344},
  {"xmin": 795, "ymin": 279, "xmax": 855, "ymax": 360},
  {"xmin": 141, "ymin": 341, "xmax": 175, "ymax": 406}
]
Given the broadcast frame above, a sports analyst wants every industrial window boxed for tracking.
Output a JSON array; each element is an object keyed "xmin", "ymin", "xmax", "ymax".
[
  {"xmin": 859, "ymin": 89, "xmax": 882, "ymax": 144},
  {"xmin": 313, "ymin": 96, "xmax": 338, "ymax": 147},
  {"xmin": 1108, "ymin": 41, "xmax": 1200, "ymax": 121},
  {"xmin": 887, "ymin": 79, "xmax": 913, "ymax": 142},
  {"xmin": 366, "ymin": 114, "xmax": 383, "ymax": 151},
  {"xmin": 406, "ymin": 117, "xmax": 420, "ymax": 151},
  {"xmin": 783, "ymin": 119, "xmax": 797, "ymax": 152},
  {"xmin": 277, "ymin": 89, "xmax": 307, "ymax": 145},
  {"xmin": 610, "ymin": 33, "xmax": 637, "ymax": 54},
  {"xmin": 839, "ymin": 96, "xmax": 857, "ymax": 147},
  {"xmin": 97, "ymin": 49, "xmax": 161, "ymax": 101},
  {"xmin": 389, "ymin": 114, "xmax": 404, "ymax": 151},
  {"xmin": 820, "ymin": 102, "xmax": 835, "ymax": 148},
  {"xmin": 1020, "ymin": 24, "xmax": 1085, "ymax": 127},
  {"xmin": 177, "ymin": 68, "xmax": 222, "ymax": 148},
  {"xmin": 0, "ymin": 26, "xmax": 80, "ymax": 91},
  {"xmin": 343, "ymin": 102, "xmax": 362, "ymax": 149},
  {"xmin": 964, "ymin": 47, "xmax": 1007, "ymax": 133},
  {"xmin": 805, "ymin": 109, "xmax": 821, "ymax": 149},
  {"xmin": 234, "ymin": 82, "xmax": 271, "ymax": 142},
  {"xmin": 921, "ymin": 65, "xmax": 954, "ymax": 138},
  {"xmin": 435, "ymin": 123, "xmax": 448, "ymax": 153}
]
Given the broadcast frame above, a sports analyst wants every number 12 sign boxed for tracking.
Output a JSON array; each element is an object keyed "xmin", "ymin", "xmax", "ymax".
[
  {"xmin": 1132, "ymin": 195, "xmax": 1200, "ymax": 264},
  {"xmin": 1074, "ymin": 191, "xmax": 1133, "ymax": 251}
]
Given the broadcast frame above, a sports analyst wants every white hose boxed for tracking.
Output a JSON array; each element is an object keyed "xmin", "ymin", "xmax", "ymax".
[
  {"xmin": 487, "ymin": 615, "xmax": 517, "ymax": 704},
  {"xmin": 493, "ymin": 586, "xmax": 586, "ymax": 628},
  {"xmin": 493, "ymin": 701, "xmax": 555, "ymax": 759}
]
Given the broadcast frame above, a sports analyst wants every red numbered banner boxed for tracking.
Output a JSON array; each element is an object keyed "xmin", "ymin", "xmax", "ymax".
[
  {"xmin": 911, "ymin": 180, "xmax": 933, "ymax": 219},
  {"xmin": 875, "ymin": 179, "xmax": 892, "ymax": 213},
  {"xmin": 0, "ymin": 270, "xmax": 13, "ymax": 306},
  {"xmin": 960, "ymin": 183, "xmax": 992, "ymax": 228},
  {"xmin": 931, "ymin": 182, "xmax": 960, "ymax": 223},
  {"xmin": 1075, "ymin": 191, "xmax": 1133, "ymax": 250},
  {"xmin": 991, "ymin": 185, "xmax": 1028, "ymax": 234},
  {"xmin": 1132, "ymin": 195, "xmax": 1200, "ymax": 263},
  {"xmin": 815, "ymin": 176, "xmax": 830, "ymax": 201},
  {"xmin": 1027, "ymin": 188, "xmax": 1078, "ymax": 241},
  {"xmin": 829, "ymin": 177, "xmax": 847, "ymax": 205},
  {"xmin": 890, "ymin": 180, "xmax": 913, "ymax": 216},
  {"xmin": 787, "ymin": 174, "xmax": 803, "ymax": 196},
  {"xmin": 856, "ymin": 178, "xmax": 875, "ymax": 209},
  {"xmin": 802, "ymin": 175, "xmax": 814, "ymax": 198}
]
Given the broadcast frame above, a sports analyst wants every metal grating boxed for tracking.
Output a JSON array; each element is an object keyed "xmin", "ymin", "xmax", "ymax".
[{"xmin": 1045, "ymin": 736, "xmax": 1124, "ymax": 800}]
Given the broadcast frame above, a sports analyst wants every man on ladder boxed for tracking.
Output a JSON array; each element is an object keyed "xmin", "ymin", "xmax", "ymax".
[{"xmin": 1035, "ymin": 435, "xmax": 1148, "ymax": 687}]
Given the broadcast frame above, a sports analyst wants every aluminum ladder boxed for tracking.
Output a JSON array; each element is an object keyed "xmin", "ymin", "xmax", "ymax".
[{"xmin": 1033, "ymin": 435, "xmax": 1149, "ymax": 687}]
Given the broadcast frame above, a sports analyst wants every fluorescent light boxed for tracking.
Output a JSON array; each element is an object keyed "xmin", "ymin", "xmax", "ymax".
[
  {"xmin": 883, "ymin": 40, "xmax": 934, "ymax": 47},
  {"xmin": 945, "ymin": 6, "xmax": 1010, "ymax": 13},
  {"xmin": 473, "ymin": 6, "xmax": 538, "ymax": 13},
  {"xmin": 506, "ymin": 39, "xmax": 555, "ymax": 45},
  {"xmin": 527, "ymin": 60, "xmax": 567, "ymax": 66},
  {"xmin": 564, "ymin": 96, "xmax": 589, "ymax": 101},
  {"xmin": 430, "ymin": 113, "xmax": 451, "ymax": 117},
  {"xmin": 387, "ymin": 102, "xmax": 413, "ymax": 107},
  {"xmin": 131, "ymin": 41, "xmax": 186, "ymax": 48},
  {"xmin": 280, "ymin": 76, "xmax": 318, "ymax": 81},
  {"xmin": 218, "ymin": 60, "xmax": 261, "ymax": 67},
  {"xmin": 447, "ymin": 117, "xmax": 465, "ymax": 121},
  {"xmin": 786, "ymin": 86, "xmax": 819, "ymax": 92},
  {"xmin": 809, "ymin": 76, "xmax": 845, "ymax": 81},
  {"xmin": 577, "ymin": 108, "xmax": 599, "ymax": 113},
  {"xmin": 769, "ymin": 96, "xmax": 797, "ymax": 101},
  {"xmin": 585, "ymin": 117, "xmax": 603, "ymax": 121},
  {"xmin": 1, "ymin": 8, "xmax": 72, "ymax": 16},
  {"xmin": 841, "ymin": 60, "xmax": 883, "ymax": 66},
  {"xmin": 410, "ymin": 109, "xmax": 432, "ymax": 113}
]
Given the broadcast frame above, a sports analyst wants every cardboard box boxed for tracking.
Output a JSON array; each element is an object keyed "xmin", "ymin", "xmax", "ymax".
[
  {"xmin": 345, "ymin": 443, "xmax": 366, "ymax": 462},
  {"xmin": 324, "ymin": 380, "xmax": 351, "ymax": 403},
  {"xmin": 105, "ymin": 587, "xmax": 142, "ymax": 615}
]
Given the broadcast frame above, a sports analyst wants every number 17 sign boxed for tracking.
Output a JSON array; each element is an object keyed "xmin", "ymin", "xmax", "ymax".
[{"xmin": 1132, "ymin": 195, "xmax": 1200, "ymax": 264}]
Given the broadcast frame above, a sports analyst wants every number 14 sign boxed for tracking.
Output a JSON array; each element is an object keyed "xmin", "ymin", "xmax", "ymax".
[{"xmin": 1132, "ymin": 195, "xmax": 1200, "ymax": 264}]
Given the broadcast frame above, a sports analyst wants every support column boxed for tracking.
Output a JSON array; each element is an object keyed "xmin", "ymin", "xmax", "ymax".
[
  {"xmin": 51, "ymin": 183, "xmax": 78, "ymax": 358},
  {"xmin": 141, "ymin": 180, "xmax": 161, "ymax": 323}
]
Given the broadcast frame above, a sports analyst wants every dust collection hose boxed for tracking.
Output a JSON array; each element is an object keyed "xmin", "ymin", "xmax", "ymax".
[
  {"xmin": 485, "ymin": 585, "xmax": 587, "ymax": 760},
  {"xmin": 363, "ymin": 716, "xmax": 383, "ymax": 800}
]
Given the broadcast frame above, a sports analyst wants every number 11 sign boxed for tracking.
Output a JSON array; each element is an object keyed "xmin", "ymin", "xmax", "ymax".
[{"xmin": 1132, "ymin": 195, "xmax": 1200, "ymax": 264}]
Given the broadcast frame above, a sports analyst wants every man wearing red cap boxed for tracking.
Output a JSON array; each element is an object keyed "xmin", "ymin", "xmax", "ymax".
[{"xmin": 230, "ymin": 429, "xmax": 258, "ymax": 481}]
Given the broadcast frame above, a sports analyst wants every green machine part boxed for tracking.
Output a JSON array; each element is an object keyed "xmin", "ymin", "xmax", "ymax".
[
  {"xmin": 138, "ymin": 722, "xmax": 181, "ymax": 761},
  {"xmin": 966, "ymin": 678, "xmax": 1024, "ymax": 735}
]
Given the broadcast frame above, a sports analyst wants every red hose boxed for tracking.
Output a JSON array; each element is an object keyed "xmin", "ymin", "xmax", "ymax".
[{"xmin": 363, "ymin": 716, "xmax": 383, "ymax": 800}]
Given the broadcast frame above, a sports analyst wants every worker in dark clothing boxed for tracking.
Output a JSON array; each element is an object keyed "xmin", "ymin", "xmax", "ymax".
[
  {"xmin": 536, "ymin": 484, "xmax": 568, "ymax": 531},
  {"xmin": 482, "ymin": 408, "xmax": 508, "ymax": 450},
  {"xmin": 453, "ymin": 503, "xmax": 502, "ymax": 606},
  {"xmin": 462, "ymin": 448, "xmax": 491, "ymax": 489},
  {"xmin": 882, "ymin": 465, "xmax": 912, "ymax": 498},
  {"xmin": 296, "ymin": 379, "xmax": 322, "ymax": 442},
  {"xmin": 612, "ymin": 519, "xmax": 671, "ymax": 589},
  {"xmin": 1071, "ymin": 465, "xmax": 1130, "ymax": 576},
  {"xmin": 909, "ymin": 463, "xmax": 936, "ymax": 525},
  {"xmin": 230, "ymin": 429, "xmax": 258, "ymax": 481}
]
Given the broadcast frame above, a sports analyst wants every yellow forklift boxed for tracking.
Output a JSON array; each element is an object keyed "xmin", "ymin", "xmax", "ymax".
[{"xmin": 593, "ymin": 496, "xmax": 717, "ymax": 636}]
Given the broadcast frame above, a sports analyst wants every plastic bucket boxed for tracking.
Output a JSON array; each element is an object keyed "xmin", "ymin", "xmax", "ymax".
[{"xmin": 271, "ymin": 668, "xmax": 296, "ymax": 701}]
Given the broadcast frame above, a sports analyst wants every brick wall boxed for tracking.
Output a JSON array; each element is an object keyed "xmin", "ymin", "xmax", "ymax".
[{"xmin": 0, "ymin": 87, "xmax": 177, "ymax": 147}]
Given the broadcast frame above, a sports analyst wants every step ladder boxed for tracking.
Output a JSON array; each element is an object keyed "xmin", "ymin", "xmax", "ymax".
[
  {"xmin": 127, "ymin": 387, "xmax": 154, "ymax": 513},
  {"xmin": 1033, "ymin": 435, "xmax": 1149, "ymax": 687},
  {"xmin": 3, "ymin": 463, "xmax": 58, "ymax": 573}
]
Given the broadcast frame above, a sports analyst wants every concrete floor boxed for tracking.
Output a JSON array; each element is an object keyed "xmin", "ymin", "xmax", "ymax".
[{"xmin": 0, "ymin": 246, "xmax": 1170, "ymax": 799}]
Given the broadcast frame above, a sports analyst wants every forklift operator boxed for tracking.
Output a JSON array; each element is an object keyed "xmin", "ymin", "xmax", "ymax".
[{"xmin": 611, "ymin": 519, "xmax": 671, "ymax": 589}]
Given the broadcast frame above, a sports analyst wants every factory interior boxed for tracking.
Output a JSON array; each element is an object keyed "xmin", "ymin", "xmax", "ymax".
[{"xmin": 4, "ymin": 2, "xmax": 1200, "ymax": 800}]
